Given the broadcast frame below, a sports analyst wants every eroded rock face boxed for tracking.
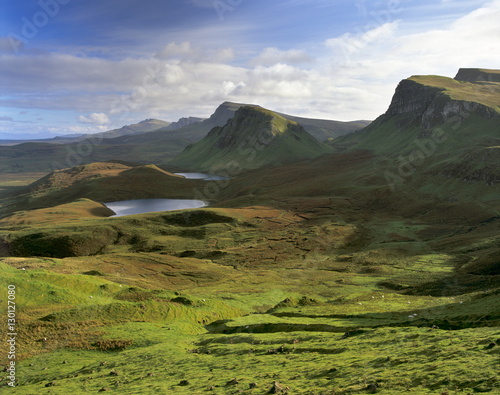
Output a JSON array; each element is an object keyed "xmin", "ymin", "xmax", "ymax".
[
  {"xmin": 454, "ymin": 68, "xmax": 500, "ymax": 83},
  {"xmin": 385, "ymin": 78, "xmax": 497, "ymax": 130},
  {"xmin": 386, "ymin": 79, "xmax": 442, "ymax": 118},
  {"xmin": 420, "ymin": 98, "xmax": 497, "ymax": 130}
]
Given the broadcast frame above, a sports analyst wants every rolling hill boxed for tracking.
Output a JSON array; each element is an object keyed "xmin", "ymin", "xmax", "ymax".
[
  {"xmin": 171, "ymin": 105, "xmax": 333, "ymax": 172},
  {"xmin": 1, "ymin": 162, "xmax": 205, "ymax": 215}
]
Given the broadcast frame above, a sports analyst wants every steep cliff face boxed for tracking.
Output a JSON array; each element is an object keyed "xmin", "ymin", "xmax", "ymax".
[
  {"xmin": 454, "ymin": 68, "xmax": 500, "ymax": 83},
  {"xmin": 386, "ymin": 79, "xmax": 443, "ymax": 118},
  {"xmin": 333, "ymin": 69, "xmax": 500, "ymax": 188},
  {"xmin": 385, "ymin": 71, "xmax": 499, "ymax": 130}
]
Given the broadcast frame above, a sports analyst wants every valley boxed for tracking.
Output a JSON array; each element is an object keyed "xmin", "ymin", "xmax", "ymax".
[{"xmin": 0, "ymin": 69, "xmax": 499, "ymax": 394}]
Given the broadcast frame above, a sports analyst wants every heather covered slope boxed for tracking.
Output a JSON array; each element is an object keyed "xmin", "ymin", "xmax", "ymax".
[{"xmin": 171, "ymin": 106, "xmax": 332, "ymax": 171}]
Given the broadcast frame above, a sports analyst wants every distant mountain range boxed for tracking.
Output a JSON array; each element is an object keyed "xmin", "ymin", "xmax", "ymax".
[
  {"xmin": 0, "ymin": 119, "xmax": 172, "ymax": 146},
  {"xmin": 0, "ymin": 102, "xmax": 369, "ymax": 173}
]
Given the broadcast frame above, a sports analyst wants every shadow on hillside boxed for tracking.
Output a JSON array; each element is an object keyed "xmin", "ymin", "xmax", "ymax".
[
  {"xmin": 405, "ymin": 270, "xmax": 500, "ymax": 297},
  {"xmin": 205, "ymin": 287, "xmax": 500, "ymax": 335}
]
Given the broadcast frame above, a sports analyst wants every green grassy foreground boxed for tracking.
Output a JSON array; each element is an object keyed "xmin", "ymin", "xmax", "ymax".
[
  {"xmin": 0, "ymin": 198, "xmax": 498, "ymax": 393},
  {"xmin": 0, "ymin": 255, "xmax": 499, "ymax": 394}
]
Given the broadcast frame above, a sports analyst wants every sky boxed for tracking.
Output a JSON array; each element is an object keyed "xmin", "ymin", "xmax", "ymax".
[{"xmin": 0, "ymin": 0, "xmax": 499, "ymax": 139}]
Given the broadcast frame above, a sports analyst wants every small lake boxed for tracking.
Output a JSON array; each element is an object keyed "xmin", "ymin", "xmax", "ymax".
[
  {"xmin": 105, "ymin": 199, "xmax": 206, "ymax": 217},
  {"xmin": 175, "ymin": 172, "xmax": 229, "ymax": 181}
]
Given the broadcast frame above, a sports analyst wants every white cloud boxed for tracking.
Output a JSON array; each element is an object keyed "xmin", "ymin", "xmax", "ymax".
[
  {"xmin": 326, "ymin": 22, "xmax": 399, "ymax": 61},
  {"xmin": 318, "ymin": 0, "xmax": 500, "ymax": 117},
  {"xmin": 251, "ymin": 47, "xmax": 313, "ymax": 66},
  {"xmin": 78, "ymin": 113, "xmax": 110, "ymax": 124},
  {"xmin": 156, "ymin": 42, "xmax": 195, "ymax": 59},
  {"xmin": 0, "ymin": 53, "xmax": 152, "ymax": 94},
  {"xmin": 156, "ymin": 42, "xmax": 235, "ymax": 62}
]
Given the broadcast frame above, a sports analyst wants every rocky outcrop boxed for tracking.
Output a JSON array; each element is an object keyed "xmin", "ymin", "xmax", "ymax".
[
  {"xmin": 165, "ymin": 117, "xmax": 205, "ymax": 130},
  {"xmin": 204, "ymin": 102, "xmax": 250, "ymax": 130},
  {"xmin": 420, "ymin": 97, "xmax": 497, "ymax": 130},
  {"xmin": 384, "ymin": 76, "xmax": 498, "ymax": 130},
  {"xmin": 454, "ymin": 68, "xmax": 500, "ymax": 83},
  {"xmin": 386, "ymin": 79, "xmax": 443, "ymax": 118}
]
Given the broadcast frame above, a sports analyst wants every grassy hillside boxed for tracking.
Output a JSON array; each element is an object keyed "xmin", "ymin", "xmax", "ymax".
[
  {"xmin": 328, "ymin": 72, "xmax": 500, "ymax": 198},
  {"xmin": 408, "ymin": 75, "xmax": 500, "ymax": 111},
  {"xmin": 1, "ymin": 198, "xmax": 499, "ymax": 393},
  {"xmin": 172, "ymin": 106, "xmax": 332, "ymax": 172}
]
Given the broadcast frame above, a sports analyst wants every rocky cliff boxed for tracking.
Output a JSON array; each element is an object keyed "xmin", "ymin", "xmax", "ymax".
[
  {"xmin": 454, "ymin": 68, "xmax": 500, "ymax": 83},
  {"xmin": 333, "ymin": 68, "xmax": 500, "ymax": 187},
  {"xmin": 385, "ymin": 69, "xmax": 500, "ymax": 130}
]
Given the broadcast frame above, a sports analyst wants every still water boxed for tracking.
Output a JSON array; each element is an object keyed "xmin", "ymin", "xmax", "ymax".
[
  {"xmin": 175, "ymin": 172, "xmax": 229, "ymax": 180},
  {"xmin": 105, "ymin": 199, "xmax": 206, "ymax": 217}
]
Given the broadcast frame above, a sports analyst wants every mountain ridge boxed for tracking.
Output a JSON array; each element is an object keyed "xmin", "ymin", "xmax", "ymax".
[
  {"xmin": 383, "ymin": 71, "xmax": 500, "ymax": 131},
  {"xmin": 0, "ymin": 119, "xmax": 171, "ymax": 146},
  {"xmin": 0, "ymin": 101, "xmax": 367, "ymax": 173},
  {"xmin": 171, "ymin": 105, "xmax": 332, "ymax": 172}
]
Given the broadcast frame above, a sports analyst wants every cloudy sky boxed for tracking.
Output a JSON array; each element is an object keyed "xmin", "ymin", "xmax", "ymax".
[{"xmin": 0, "ymin": 0, "xmax": 499, "ymax": 139}]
